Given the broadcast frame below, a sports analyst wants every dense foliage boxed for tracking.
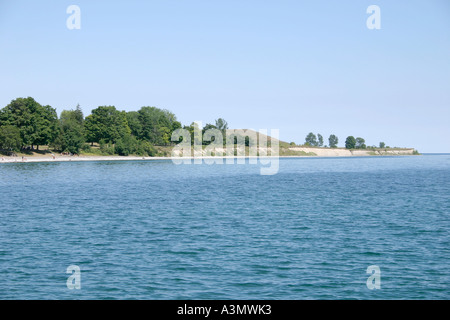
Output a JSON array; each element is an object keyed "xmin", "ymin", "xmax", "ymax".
[
  {"xmin": 1, "ymin": 97, "xmax": 393, "ymax": 155},
  {"xmin": 305, "ymin": 133, "xmax": 339, "ymax": 148},
  {"xmin": 0, "ymin": 97, "xmax": 59, "ymax": 150},
  {"xmin": 328, "ymin": 134, "xmax": 338, "ymax": 148},
  {"xmin": 345, "ymin": 136, "xmax": 356, "ymax": 149},
  {"xmin": 0, "ymin": 97, "xmax": 225, "ymax": 156}
]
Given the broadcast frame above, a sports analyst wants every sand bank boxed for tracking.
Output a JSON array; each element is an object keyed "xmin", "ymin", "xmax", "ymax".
[
  {"xmin": 287, "ymin": 147, "xmax": 416, "ymax": 157},
  {"xmin": 0, "ymin": 148, "xmax": 417, "ymax": 164}
]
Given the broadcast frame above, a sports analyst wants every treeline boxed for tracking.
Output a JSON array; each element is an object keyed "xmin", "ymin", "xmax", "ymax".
[
  {"xmin": 0, "ymin": 97, "xmax": 228, "ymax": 156},
  {"xmin": 304, "ymin": 132, "xmax": 388, "ymax": 150},
  {"xmin": 304, "ymin": 132, "xmax": 339, "ymax": 148}
]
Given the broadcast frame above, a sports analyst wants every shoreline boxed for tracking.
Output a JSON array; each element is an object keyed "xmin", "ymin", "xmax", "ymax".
[{"xmin": 0, "ymin": 153, "xmax": 420, "ymax": 164}]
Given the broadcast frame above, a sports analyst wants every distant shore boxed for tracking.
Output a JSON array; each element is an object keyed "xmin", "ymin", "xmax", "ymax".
[
  {"xmin": 0, "ymin": 155, "xmax": 310, "ymax": 164},
  {"xmin": 1, "ymin": 150, "xmax": 419, "ymax": 164},
  {"xmin": 1, "ymin": 155, "xmax": 166, "ymax": 163},
  {"xmin": 286, "ymin": 147, "xmax": 417, "ymax": 157}
]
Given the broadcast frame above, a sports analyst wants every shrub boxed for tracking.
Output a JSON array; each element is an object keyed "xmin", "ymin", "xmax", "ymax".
[
  {"xmin": 114, "ymin": 135, "xmax": 157, "ymax": 156},
  {"xmin": 0, "ymin": 125, "xmax": 22, "ymax": 152},
  {"xmin": 139, "ymin": 141, "xmax": 156, "ymax": 156},
  {"xmin": 115, "ymin": 135, "xmax": 138, "ymax": 156},
  {"xmin": 345, "ymin": 136, "xmax": 356, "ymax": 149},
  {"xmin": 99, "ymin": 139, "xmax": 114, "ymax": 155},
  {"xmin": 81, "ymin": 143, "xmax": 91, "ymax": 152}
]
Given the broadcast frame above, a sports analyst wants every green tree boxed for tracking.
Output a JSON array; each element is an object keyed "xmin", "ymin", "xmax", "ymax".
[
  {"xmin": 317, "ymin": 134, "xmax": 324, "ymax": 147},
  {"xmin": 70, "ymin": 104, "xmax": 84, "ymax": 124},
  {"xmin": 215, "ymin": 118, "xmax": 228, "ymax": 131},
  {"xmin": 84, "ymin": 106, "xmax": 130, "ymax": 144},
  {"xmin": 84, "ymin": 114, "xmax": 99, "ymax": 145},
  {"xmin": 202, "ymin": 123, "xmax": 218, "ymax": 145},
  {"xmin": 0, "ymin": 97, "xmax": 59, "ymax": 149},
  {"xmin": 184, "ymin": 122, "xmax": 202, "ymax": 146},
  {"xmin": 115, "ymin": 134, "xmax": 137, "ymax": 156},
  {"xmin": 34, "ymin": 105, "xmax": 59, "ymax": 149},
  {"xmin": 214, "ymin": 118, "xmax": 228, "ymax": 145},
  {"xmin": 58, "ymin": 106, "xmax": 85, "ymax": 154},
  {"xmin": 379, "ymin": 142, "xmax": 385, "ymax": 148},
  {"xmin": 0, "ymin": 125, "xmax": 22, "ymax": 152},
  {"xmin": 126, "ymin": 111, "xmax": 142, "ymax": 138},
  {"xmin": 305, "ymin": 132, "xmax": 318, "ymax": 146},
  {"xmin": 345, "ymin": 136, "xmax": 356, "ymax": 149},
  {"xmin": 328, "ymin": 134, "xmax": 338, "ymax": 148},
  {"xmin": 115, "ymin": 134, "xmax": 157, "ymax": 156},
  {"xmin": 355, "ymin": 137, "xmax": 366, "ymax": 149},
  {"xmin": 138, "ymin": 106, "xmax": 181, "ymax": 145}
]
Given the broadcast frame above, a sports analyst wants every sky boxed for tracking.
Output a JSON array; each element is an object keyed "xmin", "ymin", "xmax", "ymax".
[{"xmin": 0, "ymin": 0, "xmax": 449, "ymax": 152}]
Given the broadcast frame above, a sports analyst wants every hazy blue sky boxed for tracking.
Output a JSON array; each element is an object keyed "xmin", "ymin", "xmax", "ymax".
[{"xmin": 1, "ymin": 0, "xmax": 449, "ymax": 152}]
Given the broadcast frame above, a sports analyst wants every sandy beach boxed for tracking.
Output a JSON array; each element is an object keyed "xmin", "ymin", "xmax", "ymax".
[
  {"xmin": 288, "ymin": 147, "xmax": 416, "ymax": 157},
  {"xmin": 0, "ymin": 155, "xmax": 292, "ymax": 164},
  {"xmin": 0, "ymin": 148, "xmax": 417, "ymax": 164},
  {"xmin": 0, "ymin": 155, "xmax": 174, "ymax": 163}
]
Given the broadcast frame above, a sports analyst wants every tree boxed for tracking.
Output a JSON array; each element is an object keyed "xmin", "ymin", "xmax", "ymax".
[
  {"xmin": 379, "ymin": 142, "xmax": 385, "ymax": 148},
  {"xmin": 84, "ymin": 114, "xmax": 99, "ymax": 145},
  {"xmin": 215, "ymin": 118, "xmax": 228, "ymax": 131},
  {"xmin": 126, "ymin": 111, "xmax": 142, "ymax": 138},
  {"xmin": 58, "ymin": 107, "xmax": 85, "ymax": 154},
  {"xmin": 138, "ymin": 106, "xmax": 181, "ymax": 145},
  {"xmin": 84, "ymin": 106, "xmax": 130, "ymax": 144},
  {"xmin": 305, "ymin": 132, "xmax": 318, "ymax": 146},
  {"xmin": 214, "ymin": 118, "xmax": 228, "ymax": 145},
  {"xmin": 184, "ymin": 122, "xmax": 202, "ymax": 146},
  {"xmin": 328, "ymin": 134, "xmax": 338, "ymax": 148},
  {"xmin": 33, "ymin": 105, "xmax": 59, "ymax": 149},
  {"xmin": 115, "ymin": 134, "xmax": 156, "ymax": 156},
  {"xmin": 71, "ymin": 104, "xmax": 84, "ymax": 124},
  {"xmin": 355, "ymin": 137, "xmax": 366, "ymax": 149},
  {"xmin": 0, "ymin": 125, "xmax": 22, "ymax": 152},
  {"xmin": 115, "ymin": 134, "xmax": 138, "ymax": 156},
  {"xmin": 345, "ymin": 136, "xmax": 356, "ymax": 149},
  {"xmin": 202, "ymin": 123, "xmax": 218, "ymax": 145},
  {"xmin": 60, "ymin": 105, "xmax": 84, "ymax": 126},
  {"xmin": 0, "ymin": 97, "xmax": 59, "ymax": 149},
  {"xmin": 317, "ymin": 134, "xmax": 324, "ymax": 147}
]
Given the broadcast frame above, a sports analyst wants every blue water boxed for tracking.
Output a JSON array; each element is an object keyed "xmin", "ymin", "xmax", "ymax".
[{"xmin": 1, "ymin": 155, "xmax": 449, "ymax": 299}]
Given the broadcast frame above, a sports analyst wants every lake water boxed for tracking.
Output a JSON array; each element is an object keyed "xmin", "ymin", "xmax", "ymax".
[{"xmin": 0, "ymin": 155, "xmax": 449, "ymax": 299}]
